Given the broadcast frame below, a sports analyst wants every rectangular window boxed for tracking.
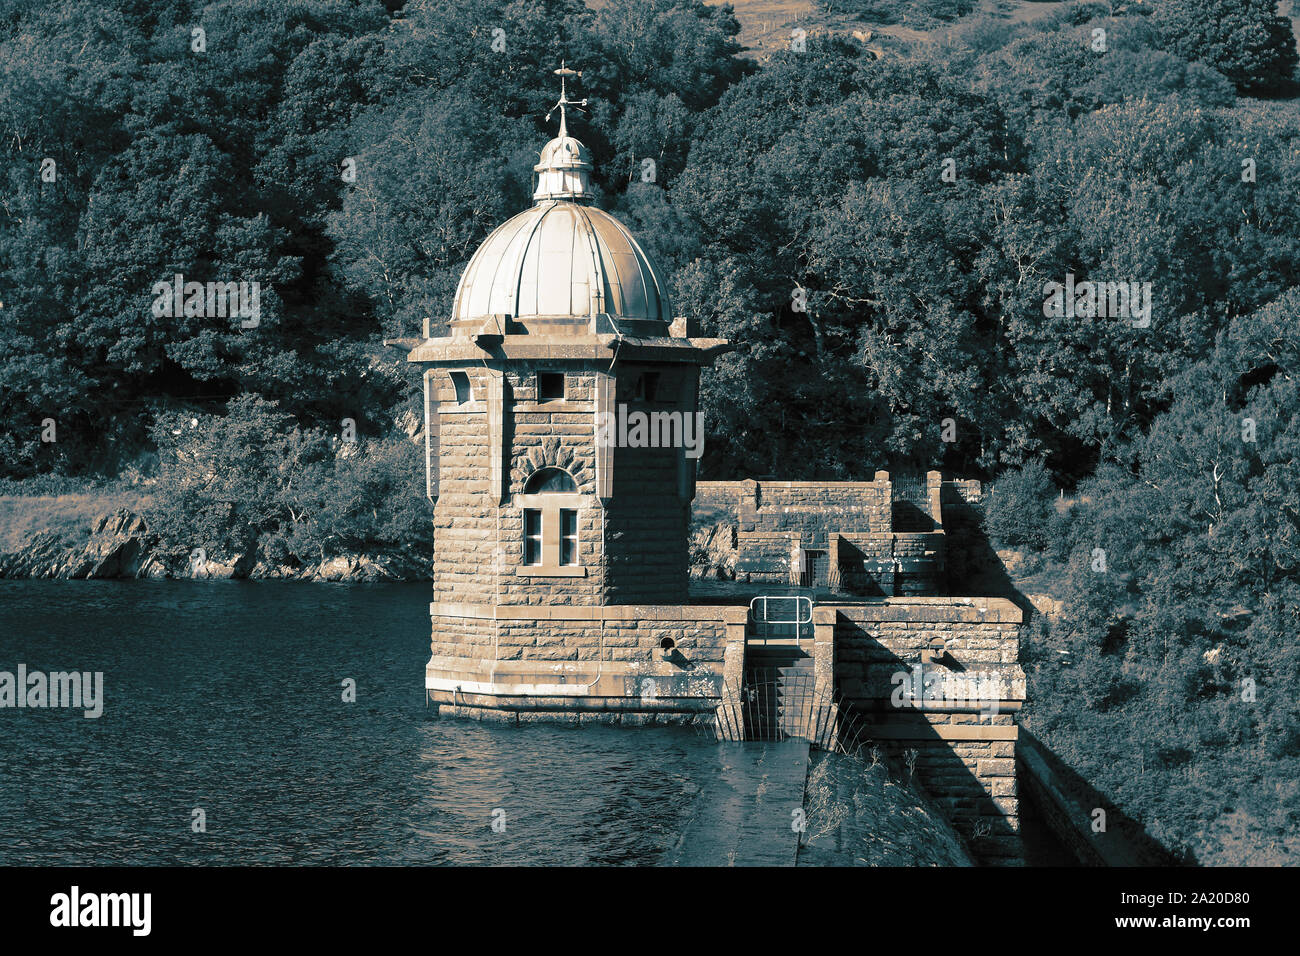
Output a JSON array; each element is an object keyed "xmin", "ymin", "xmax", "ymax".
[
  {"xmin": 538, "ymin": 372, "xmax": 565, "ymax": 402},
  {"xmin": 560, "ymin": 509, "xmax": 578, "ymax": 566},
  {"xmin": 524, "ymin": 509, "xmax": 542, "ymax": 565}
]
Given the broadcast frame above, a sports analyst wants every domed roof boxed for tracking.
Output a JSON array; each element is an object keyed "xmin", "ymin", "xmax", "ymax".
[
  {"xmin": 448, "ymin": 63, "xmax": 673, "ymax": 337},
  {"xmin": 536, "ymin": 135, "xmax": 589, "ymax": 167},
  {"xmin": 451, "ymin": 200, "xmax": 672, "ymax": 331}
]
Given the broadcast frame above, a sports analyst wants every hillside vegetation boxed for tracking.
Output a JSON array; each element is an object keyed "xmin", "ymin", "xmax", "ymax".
[{"xmin": 3, "ymin": 0, "xmax": 1300, "ymax": 861}]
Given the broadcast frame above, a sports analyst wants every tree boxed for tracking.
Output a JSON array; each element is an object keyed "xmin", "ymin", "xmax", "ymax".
[
  {"xmin": 1152, "ymin": 0, "xmax": 1299, "ymax": 95},
  {"xmin": 986, "ymin": 459, "xmax": 1056, "ymax": 550}
]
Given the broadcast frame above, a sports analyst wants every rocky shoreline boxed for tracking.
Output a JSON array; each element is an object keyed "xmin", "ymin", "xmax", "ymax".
[
  {"xmin": 2, "ymin": 509, "xmax": 1051, "ymax": 609},
  {"xmin": 1, "ymin": 507, "xmax": 742, "ymax": 584},
  {"xmin": 0, "ymin": 509, "xmax": 430, "ymax": 582}
]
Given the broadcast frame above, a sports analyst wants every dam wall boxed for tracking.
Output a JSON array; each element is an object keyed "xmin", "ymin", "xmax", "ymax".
[{"xmin": 817, "ymin": 598, "xmax": 1027, "ymax": 864}]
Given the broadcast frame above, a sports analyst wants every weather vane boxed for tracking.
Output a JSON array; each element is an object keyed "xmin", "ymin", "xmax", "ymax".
[{"xmin": 546, "ymin": 60, "xmax": 587, "ymax": 138}]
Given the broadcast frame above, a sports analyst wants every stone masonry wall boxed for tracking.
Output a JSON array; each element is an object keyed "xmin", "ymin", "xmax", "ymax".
[
  {"xmin": 697, "ymin": 478, "xmax": 893, "ymax": 536},
  {"xmin": 432, "ymin": 361, "xmax": 700, "ymax": 607},
  {"xmin": 698, "ymin": 474, "xmax": 978, "ymax": 540},
  {"xmin": 817, "ymin": 599, "xmax": 1026, "ymax": 864},
  {"xmin": 487, "ymin": 610, "xmax": 733, "ymax": 665},
  {"xmin": 427, "ymin": 604, "xmax": 748, "ymax": 722},
  {"xmin": 431, "ymin": 365, "xmax": 495, "ymax": 606},
  {"xmin": 604, "ymin": 497, "xmax": 691, "ymax": 603},
  {"xmin": 429, "ymin": 609, "xmax": 497, "ymax": 660},
  {"xmin": 604, "ymin": 386, "xmax": 693, "ymax": 603},
  {"xmin": 501, "ymin": 364, "xmax": 604, "ymax": 603},
  {"xmin": 745, "ymin": 479, "xmax": 892, "ymax": 536},
  {"xmin": 693, "ymin": 480, "xmax": 747, "ymax": 514},
  {"xmin": 432, "ymin": 362, "xmax": 607, "ymax": 606},
  {"xmin": 834, "ymin": 531, "xmax": 944, "ymax": 595}
]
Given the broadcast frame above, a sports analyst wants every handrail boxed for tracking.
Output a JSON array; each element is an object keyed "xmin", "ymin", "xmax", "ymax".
[
  {"xmin": 748, "ymin": 595, "xmax": 813, "ymax": 644},
  {"xmin": 749, "ymin": 595, "xmax": 813, "ymax": 625}
]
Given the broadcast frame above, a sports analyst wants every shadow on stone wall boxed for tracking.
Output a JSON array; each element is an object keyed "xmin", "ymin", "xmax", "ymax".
[
  {"xmin": 941, "ymin": 500, "xmax": 1036, "ymax": 619},
  {"xmin": 834, "ymin": 624, "xmax": 1022, "ymax": 864}
]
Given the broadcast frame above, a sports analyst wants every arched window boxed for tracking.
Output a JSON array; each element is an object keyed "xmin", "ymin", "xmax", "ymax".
[
  {"xmin": 523, "ymin": 467, "xmax": 577, "ymax": 495},
  {"xmin": 518, "ymin": 467, "xmax": 582, "ymax": 573}
]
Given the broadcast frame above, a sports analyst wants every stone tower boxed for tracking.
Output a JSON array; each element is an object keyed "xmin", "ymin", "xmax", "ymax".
[{"xmin": 407, "ymin": 66, "xmax": 735, "ymax": 716}]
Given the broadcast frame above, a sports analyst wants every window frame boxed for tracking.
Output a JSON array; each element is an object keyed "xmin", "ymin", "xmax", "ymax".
[
  {"xmin": 559, "ymin": 508, "xmax": 578, "ymax": 566},
  {"xmin": 633, "ymin": 371, "xmax": 661, "ymax": 402},
  {"xmin": 523, "ymin": 508, "xmax": 543, "ymax": 566},
  {"xmin": 514, "ymin": 484, "xmax": 586, "ymax": 578}
]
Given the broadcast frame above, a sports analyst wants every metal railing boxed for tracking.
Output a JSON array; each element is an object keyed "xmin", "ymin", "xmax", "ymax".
[
  {"xmin": 702, "ymin": 676, "xmax": 866, "ymax": 753},
  {"xmin": 748, "ymin": 595, "xmax": 813, "ymax": 644}
]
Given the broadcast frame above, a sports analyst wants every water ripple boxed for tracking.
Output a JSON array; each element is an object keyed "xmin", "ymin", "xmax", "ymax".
[{"xmin": 0, "ymin": 581, "xmax": 714, "ymax": 865}]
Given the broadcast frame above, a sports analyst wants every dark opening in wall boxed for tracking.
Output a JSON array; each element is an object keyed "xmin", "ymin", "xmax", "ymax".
[
  {"xmin": 523, "ymin": 509, "xmax": 542, "ymax": 565},
  {"xmin": 449, "ymin": 370, "xmax": 472, "ymax": 404},
  {"xmin": 634, "ymin": 372, "xmax": 660, "ymax": 401},
  {"xmin": 524, "ymin": 467, "xmax": 577, "ymax": 494},
  {"xmin": 538, "ymin": 372, "xmax": 565, "ymax": 402},
  {"xmin": 560, "ymin": 508, "xmax": 578, "ymax": 565}
]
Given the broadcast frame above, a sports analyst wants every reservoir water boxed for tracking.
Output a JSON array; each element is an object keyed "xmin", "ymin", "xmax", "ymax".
[
  {"xmin": 0, "ymin": 581, "xmax": 1072, "ymax": 865},
  {"xmin": 0, "ymin": 581, "xmax": 727, "ymax": 865}
]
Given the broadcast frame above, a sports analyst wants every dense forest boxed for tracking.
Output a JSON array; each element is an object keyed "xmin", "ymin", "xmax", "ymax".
[{"xmin": 2, "ymin": 0, "xmax": 1299, "ymax": 862}]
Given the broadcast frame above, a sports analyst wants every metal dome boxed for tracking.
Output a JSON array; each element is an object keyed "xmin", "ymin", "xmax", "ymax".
[
  {"xmin": 448, "ymin": 63, "xmax": 673, "ymax": 337},
  {"xmin": 450, "ymin": 199, "xmax": 673, "ymax": 333}
]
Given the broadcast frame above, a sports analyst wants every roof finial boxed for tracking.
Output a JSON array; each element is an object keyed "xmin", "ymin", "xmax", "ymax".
[{"xmin": 546, "ymin": 61, "xmax": 586, "ymax": 139}]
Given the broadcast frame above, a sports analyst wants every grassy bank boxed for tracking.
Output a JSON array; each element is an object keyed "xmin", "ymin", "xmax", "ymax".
[{"xmin": 0, "ymin": 489, "xmax": 152, "ymax": 553}]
